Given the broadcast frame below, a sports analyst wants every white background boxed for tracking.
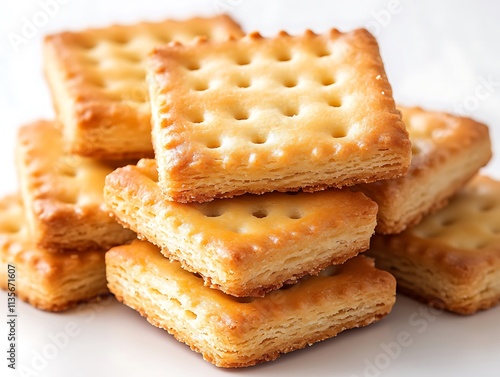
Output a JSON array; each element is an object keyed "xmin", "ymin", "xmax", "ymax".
[{"xmin": 1, "ymin": 1, "xmax": 499, "ymax": 376}]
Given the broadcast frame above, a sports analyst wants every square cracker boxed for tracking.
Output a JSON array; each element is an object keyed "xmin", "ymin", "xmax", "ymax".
[
  {"xmin": 368, "ymin": 175, "xmax": 500, "ymax": 315},
  {"xmin": 356, "ymin": 106, "xmax": 491, "ymax": 234},
  {"xmin": 16, "ymin": 120, "xmax": 135, "ymax": 251},
  {"xmin": 148, "ymin": 28, "xmax": 411, "ymax": 203},
  {"xmin": 104, "ymin": 159, "xmax": 378, "ymax": 297},
  {"xmin": 0, "ymin": 195, "xmax": 108, "ymax": 312},
  {"xmin": 106, "ymin": 240, "xmax": 396, "ymax": 368},
  {"xmin": 43, "ymin": 15, "xmax": 243, "ymax": 160}
]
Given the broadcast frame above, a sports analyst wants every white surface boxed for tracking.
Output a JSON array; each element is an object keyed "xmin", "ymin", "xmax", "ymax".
[{"xmin": 0, "ymin": 1, "xmax": 499, "ymax": 376}]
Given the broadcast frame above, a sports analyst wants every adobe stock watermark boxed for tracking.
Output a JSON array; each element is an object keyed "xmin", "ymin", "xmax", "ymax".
[
  {"xmin": 6, "ymin": 264, "xmax": 17, "ymax": 371},
  {"xmin": 212, "ymin": 0, "xmax": 242, "ymax": 13},
  {"xmin": 364, "ymin": 0, "xmax": 403, "ymax": 37},
  {"xmin": 7, "ymin": 0, "xmax": 72, "ymax": 53},
  {"xmin": 350, "ymin": 302, "xmax": 444, "ymax": 377},
  {"xmin": 17, "ymin": 297, "xmax": 112, "ymax": 377},
  {"xmin": 452, "ymin": 75, "xmax": 499, "ymax": 116}
]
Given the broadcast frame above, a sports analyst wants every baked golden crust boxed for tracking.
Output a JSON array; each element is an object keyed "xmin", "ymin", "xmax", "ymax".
[
  {"xmin": 106, "ymin": 240, "xmax": 396, "ymax": 368},
  {"xmin": 104, "ymin": 159, "xmax": 378, "ymax": 297},
  {"xmin": 148, "ymin": 29, "xmax": 411, "ymax": 202},
  {"xmin": 368, "ymin": 175, "xmax": 500, "ymax": 315},
  {"xmin": 16, "ymin": 120, "xmax": 135, "ymax": 251},
  {"xmin": 357, "ymin": 106, "xmax": 492, "ymax": 234},
  {"xmin": 43, "ymin": 15, "xmax": 244, "ymax": 160},
  {"xmin": 0, "ymin": 195, "xmax": 108, "ymax": 312}
]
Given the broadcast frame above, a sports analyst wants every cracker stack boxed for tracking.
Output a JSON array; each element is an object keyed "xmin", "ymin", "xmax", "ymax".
[
  {"xmin": 1, "ymin": 15, "xmax": 243, "ymax": 311},
  {"xmin": 367, "ymin": 175, "xmax": 500, "ymax": 315},
  {"xmin": 356, "ymin": 108, "xmax": 498, "ymax": 315},
  {"xmin": 0, "ymin": 120, "xmax": 135, "ymax": 311},
  {"xmin": 0, "ymin": 194, "xmax": 110, "ymax": 311},
  {"xmin": 103, "ymin": 27, "xmax": 410, "ymax": 367},
  {"xmin": 1, "ymin": 13, "xmax": 497, "ymax": 370}
]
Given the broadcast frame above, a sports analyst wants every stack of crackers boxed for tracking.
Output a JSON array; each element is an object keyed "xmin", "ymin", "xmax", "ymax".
[
  {"xmin": 1, "ymin": 15, "xmax": 243, "ymax": 312},
  {"xmin": 1, "ymin": 14, "xmax": 499, "ymax": 369}
]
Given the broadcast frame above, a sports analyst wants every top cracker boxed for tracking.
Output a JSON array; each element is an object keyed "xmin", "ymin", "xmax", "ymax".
[
  {"xmin": 148, "ymin": 29, "xmax": 411, "ymax": 202},
  {"xmin": 43, "ymin": 15, "xmax": 244, "ymax": 160}
]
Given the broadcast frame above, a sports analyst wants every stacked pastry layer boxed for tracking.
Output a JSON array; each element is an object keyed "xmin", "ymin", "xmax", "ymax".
[
  {"xmin": 357, "ymin": 106, "xmax": 491, "ymax": 234},
  {"xmin": 147, "ymin": 29, "xmax": 411, "ymax": 201},
  {"xmin": 43, "ymin": 15, "xmax": 244, "ymax": 159},
  {"xmin": 106, "ymin": 241, "xmax": 395, "ymax": 367}
]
